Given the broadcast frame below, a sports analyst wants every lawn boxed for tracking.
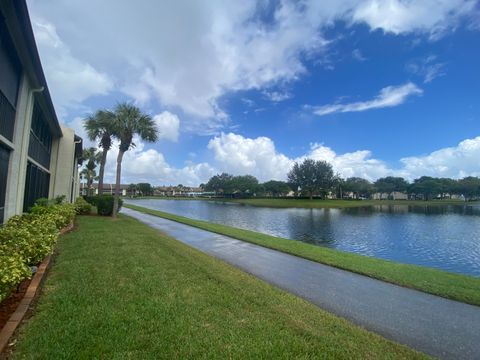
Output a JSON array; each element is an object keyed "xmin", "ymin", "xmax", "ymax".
[
  {"xmin": 12, "ymin": 215, "xmax": 425, "ymax": 359},
  {"xmin": 133, "ymin": 196, "xmax": 477, "ymax": 209},
  {"xmin": 225, "ymin": 198, "xmax": 475, "ymax": 208},
  {"xmin": 125, "ymin": 204, "xmax": 480, "ymax": 306}
]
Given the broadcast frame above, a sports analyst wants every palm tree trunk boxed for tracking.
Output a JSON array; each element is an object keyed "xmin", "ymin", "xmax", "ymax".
[
  {"xmin": 113, "ymin": 150, "xmax": 124, "ymax": 218},
  {"xmin": 98, "ymin": 150, "xmax": 108, "ymax": 195}
]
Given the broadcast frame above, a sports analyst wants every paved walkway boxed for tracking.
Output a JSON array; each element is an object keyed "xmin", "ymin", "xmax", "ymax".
[{"xmin": 122, "ymin": 208, "xmax": 480, "ymax": 359}]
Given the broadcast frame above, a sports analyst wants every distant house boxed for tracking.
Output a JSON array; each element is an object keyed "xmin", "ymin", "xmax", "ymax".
[
  {"xmin": 154, "ymin": 185, "xmax": 210, "ymax": 197},
  {"xmin": 81, "ymin": 183, "xmax": 129, "ymax": 196},
  {"xmin": 372, "ymin": 191, "xmax": 408, "ymax": 200}
]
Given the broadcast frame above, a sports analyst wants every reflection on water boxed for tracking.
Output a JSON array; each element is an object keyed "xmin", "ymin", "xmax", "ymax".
[{"xmin": 127, "ymin": 199, "xmax": 480, "ymax": 277}]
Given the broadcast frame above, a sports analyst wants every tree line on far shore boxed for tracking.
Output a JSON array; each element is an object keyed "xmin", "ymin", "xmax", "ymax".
[{"xmin": 204, "ymin": 159, "xmax": 480, "ymax": 201}]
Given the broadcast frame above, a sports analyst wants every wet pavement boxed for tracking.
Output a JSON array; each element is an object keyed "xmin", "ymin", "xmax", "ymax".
[{"xmin": 122, "ymin": 207, "xmax": 480, "ymax": 359}]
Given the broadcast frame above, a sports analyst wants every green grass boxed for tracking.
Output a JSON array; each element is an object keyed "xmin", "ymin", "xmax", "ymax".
[
  {"xmin": 125, "ymin": 203, "xmax": 480, "ymax": 306},
  {"xmin": 130, "ymin": 196, "xmax": 478, "ymax": 209},
  {"xmin": 225, "ymin": 198, "xmax": 476, "ymax": 208},
  {"xmin": 13, "ymin": 215, "xmax": 425, "ymax": 359}
]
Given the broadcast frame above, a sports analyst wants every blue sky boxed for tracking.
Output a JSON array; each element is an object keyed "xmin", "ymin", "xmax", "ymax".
[{"xmin": 27, "ymin": 0, "xmax": 480, "ymax": 185}]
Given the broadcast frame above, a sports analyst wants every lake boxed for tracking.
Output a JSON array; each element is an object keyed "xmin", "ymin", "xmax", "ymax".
[{"xmin": 126, "ymin": 199, "xmax": 480, "ymax": 277}]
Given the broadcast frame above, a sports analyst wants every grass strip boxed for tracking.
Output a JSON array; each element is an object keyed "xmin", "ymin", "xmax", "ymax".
[
  {"xmin": 125, "ymin": 203, "xmax": 480, "ymax": 306},
  {"xmin": 225, "ymin": 198, "xmax": 477, "ymax": 208},
  {"xmin": 13, "ymin": 215, "xmax": 425, "ymax": 359},
  {"xmin": 133, "ymin": 196, "xmax": 477, "ymax": 208}
]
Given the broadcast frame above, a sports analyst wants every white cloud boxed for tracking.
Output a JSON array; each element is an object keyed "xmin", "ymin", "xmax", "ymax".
[
  {"xmin": 89, "ymin": 131, "xmax": 480, "ymax": 186},
  {"xmin": 304, "ymin": 144, "xmax": 392, "ymax": 181},
  {"xmin": 31, "ymin": 20, "xmax": 113, "ymax": 118},
  {"xmin": 153, "ymin": 111, "xmax": 180, "ymax": 142},
  {"xmin": 400, "ymin": 136, "xmax": 480, "ymax": 179},
  {"xmin": 262, "ymin": 90, "xmax": 293, "ymax": 102},
  {"xmin": 27, "ymin": 0, "xmax": 476, "ymax": 128},
  {"xmin": 352, "ymin": 49, "xmax": 367, "ymax": 61},
  {"xmin": 103, "ymin": 138, "xmax": 215, "ymax": 186},
  {"xmin": 351, "ymin": 0, "xmax": 477, "ymax": 39},
  {"xmin": 406, "ymin": 55, "xmax": 447, "ymax": 83},
  {"xmin": 205, "ymin": 133, "xmax": 480, "ymax": 183},
  {"xmin": 313, "ymin": 82, "xmax": 423, "ymax": 116},
  {"xmin": 207, "ymin": 132, "xmax": 293, "ymax": 181}
]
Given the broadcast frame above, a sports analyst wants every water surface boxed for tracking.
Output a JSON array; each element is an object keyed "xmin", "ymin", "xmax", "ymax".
[{"xmin": 126, "ymin": 199, "xmax": 480, "ymax": 276}]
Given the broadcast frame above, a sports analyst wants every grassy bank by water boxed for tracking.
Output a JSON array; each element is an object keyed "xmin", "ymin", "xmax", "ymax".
[
  {"xmin": 125, "ymin": 203, "xmax": 480, "ymax": 306},
  {"xmin": 133, "ymin": 196, "xmax": 476, "ymax": 209},
  {"xmin": 224, "ymin": 198, "xmax": 475, "ymax": 208},
  {"xmin": 12, "ymin": 215, "xmax": 424, "ymax": 359}
]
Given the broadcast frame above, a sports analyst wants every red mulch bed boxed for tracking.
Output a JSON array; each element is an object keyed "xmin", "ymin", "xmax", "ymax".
[{"xmin": 0, "ymin": 279, "xmax": 32, "ymax": 330}]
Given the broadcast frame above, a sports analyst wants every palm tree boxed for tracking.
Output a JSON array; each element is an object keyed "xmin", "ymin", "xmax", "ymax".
[
  {"xmin": 111, "ymin": 103, "xmax": 158, "ymax": 217},
  {"xmin": 84, "ymin": 110, "xmax": 115, "ymax": 195},
  {"xmin": 81, "ymin": 147, "xmax": 101, "ymax": 195}
]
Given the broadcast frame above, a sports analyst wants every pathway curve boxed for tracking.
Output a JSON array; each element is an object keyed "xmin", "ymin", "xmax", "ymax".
[{"xmin": 122, "ymin": 207, "xmax": 480, "ymax": 359}]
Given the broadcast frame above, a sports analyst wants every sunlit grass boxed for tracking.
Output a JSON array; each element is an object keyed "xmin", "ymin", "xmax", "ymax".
[
  {"xmin": 12, "ymin": 215, "xmax": 425, "ymax": 359},
  {"xmin": 126, "ymin": 203, "xmax": 480, "ymax": 306}
]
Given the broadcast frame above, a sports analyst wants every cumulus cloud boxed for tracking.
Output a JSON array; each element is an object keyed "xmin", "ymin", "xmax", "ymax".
[
  {"xmin": 400, "ymin": 136, "xmax": 480, "ymax": 179},
  {"xmin": 28, "ymin": 0, "xmax": 477, "ymax": 127},
  {"xmin": 31, "ymin": 20, "xmax": 113, "ymax": 117},
  {"xmin": 304, "ymin": 144, "xmax": 392, "ymax": 181},
  {"xmin": 103, "ymin": 138, "xmax": 215, "ymax": 186},
  {"xmin": 95, "ymin": 132, "xmax": 480, "ymax": 186},
  {"xmin": 313, "ymin": 82, "xmax": 423, "ymax": 116},
  {"xmin": 207, "ymin": 132, "xmax": 293, "ymax": 181},
  {"xmin": 206, "ymin": 133, "xmax": 480, "ymax": 183},
  {"xmin": 153, "ymin": 111, "xmax": 180, "ymax": 142}
]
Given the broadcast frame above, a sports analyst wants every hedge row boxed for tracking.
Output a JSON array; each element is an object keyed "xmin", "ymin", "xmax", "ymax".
[
  {"xmin": 83, "ymin": 195, "xmax": 122, "ymax": 216},
  {"xmin": 0, "ymin": 201, "xmax": 77, "ymax": 303}
]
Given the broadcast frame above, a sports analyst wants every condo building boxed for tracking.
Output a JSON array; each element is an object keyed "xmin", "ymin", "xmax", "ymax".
[{"xmin": 0, "ymin": 0, "xmax": 82, "ymax": 224}]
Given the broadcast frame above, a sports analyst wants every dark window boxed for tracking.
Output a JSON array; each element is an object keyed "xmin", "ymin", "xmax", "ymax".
[
  {"xmin": 23, "ymin": 161, "xmax": 50, "ymax": 212},
  {"xmin": 28, "ymin": 103, "xmax": 52, "ymax": 169},
  {"xmin": 0, "ymin": 15, "xmax": 21, "ymax": 141},
  {"xmin": 0, "ymin": 144, "xmax": 10, "ymax": 224}
]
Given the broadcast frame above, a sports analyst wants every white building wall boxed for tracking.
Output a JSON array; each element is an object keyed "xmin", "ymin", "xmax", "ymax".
[
  {"xmin": 4, "ymin": 74, "xmax": 34, "ymax": 219},
  {"xmin": 51, "ymin": 125, "xmax": 79, "ymax": 203}
]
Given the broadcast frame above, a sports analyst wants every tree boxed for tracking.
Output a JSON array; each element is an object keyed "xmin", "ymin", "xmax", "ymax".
[
  {"xmin": 287, "ymin": 159, "xmax": 335, "ymax": 200},
  {"xmin": 262, "ymin": 180, "xmax": 291, "ymax": 197},
  {"xmin": 127, "ymin": 183, "xmax": 137, "ymax": 197},
  {"xmin": 230, "ymin": 175, "xmax": 259, "ymax": 196},
  {"xmin": 137, "ymin": 183, "xmax": 153, "ymax": 196},
  {"xmin": 84, "ymin": 109, "xmax": 115, "ymax": 195},
  {"xmin": 205, "ymin": 173, "xmax": 234, "ymax": 195},
  {"xmin": 111, "ymin": 103, "xmax": 158, "ymax": 217},
  {"xmin": 80, "ymin": 168, "xmax": 97, "ymax": 196},
  {"xmin": 81, "ymin": 147, "xmax": 101, "ymax": 195},
  {"xmin": 374, "ymin": 177, "xmax": 409, "ymax": 194},
  {"xmin": 409, "ymin": 176, "xmax": 442, "ymax": 200},
  {"xmin": 343, "ymin": 177, "xmax": 373, "ymax": 199},
  {"xmin": 457, "ymin": 177, "xmax": 480, "ymax": 201}
]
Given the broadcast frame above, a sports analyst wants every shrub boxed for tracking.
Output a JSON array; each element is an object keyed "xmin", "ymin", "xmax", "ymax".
[
  {"xmin": 0, "ymin": 202, "xmax": 76, "ymax": 302},
  {"xmin": 0, "ymin": 249, "xmax": 31, "ymax": 303},
  {"xmin": 30, "ymin": 203, "xmax": 76, "ymax": 230},
  {"xmin": 54, "ymin": 195, "xmax": 66, "ymax": 204},
  {"xmin": 83, "ymin": 196, "xmax": 98, "ymax": 206},
  {"xmin": 96, "ymin": 195, "xmax": 122, "ymax": 216},
  {"xmin": 1, "ymin": 214, "xmax": 58, "ymax": 265},
  {"xmin": 34, "ymin": 197, "xmax": 50, "ymax": 207},
  {"xmin": 75, "ymin": 197, "xmax": 92, "ymax": 215}
]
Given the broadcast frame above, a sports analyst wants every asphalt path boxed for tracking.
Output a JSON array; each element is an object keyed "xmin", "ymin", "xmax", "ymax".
[{"xmin": 122, "ymin": 207, "xmax": 480, "ymax": 359}]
